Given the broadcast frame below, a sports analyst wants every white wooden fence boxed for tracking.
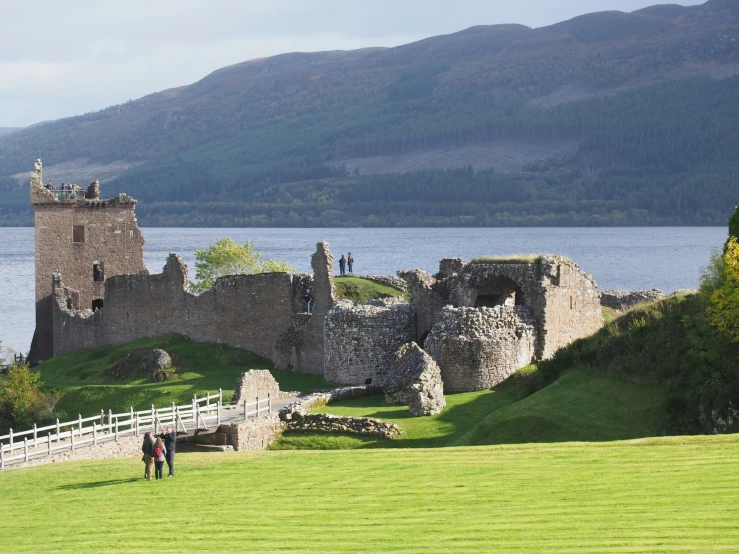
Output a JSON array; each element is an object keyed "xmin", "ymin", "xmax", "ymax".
[{"xmin": 0, "ymin": 389, "xmax": 275, "ymax": 469}]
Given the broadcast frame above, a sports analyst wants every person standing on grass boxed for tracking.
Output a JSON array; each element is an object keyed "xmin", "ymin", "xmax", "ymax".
[
  {"xmin": 347, "ymin": 253, "xmax": 354, "ymax": 274},
  {"xmin": 339, "ymin": 254, "xmax": 346, "ymax": 275},
  {"xmin": 153, "ymin": 437, "xmax": 167, "ymax": 480},
  {"xmin": 163, "ymin": 426, "xmax": 177, "ymax": 477},
  {"xmin": 141, "ymin": 432, "xmax": 154, "ymax": 481}
]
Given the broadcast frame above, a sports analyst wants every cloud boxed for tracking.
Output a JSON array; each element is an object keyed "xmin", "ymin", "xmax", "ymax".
[{"xmin": 0, "ymin": 0, "xmax": 698, "ymax": 126}]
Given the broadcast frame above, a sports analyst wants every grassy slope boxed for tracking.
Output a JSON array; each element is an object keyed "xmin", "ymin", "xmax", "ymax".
[
  {"xmin": 1, "ymin": 435, "xmax": 739, "ymax": 552},
  {"xmin": 334, "ymin": 276, "xmax": 409, "ymax": 303},
  {"xmin": 273, "ymin": 371, "xmax": 664, "ymax": 450},
  {"xmin": 37, "ymin": 334, "xmax": 334, "ymax": 419}
]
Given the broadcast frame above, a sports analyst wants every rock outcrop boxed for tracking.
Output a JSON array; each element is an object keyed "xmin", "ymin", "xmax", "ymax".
[{"xmin": 384, "ymin": 342, "xmax": 445, "ymax": 416}]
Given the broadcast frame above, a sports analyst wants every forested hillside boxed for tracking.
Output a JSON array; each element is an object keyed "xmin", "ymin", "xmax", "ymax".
[{"xmin": 1, "ymin": 0, "xmax": 738, "ymax": 226}]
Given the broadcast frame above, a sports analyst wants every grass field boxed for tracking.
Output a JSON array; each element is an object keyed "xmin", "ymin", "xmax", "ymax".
[
  {"xmin": 37, "ymin": 334, "xmax": 334, "ymax": 419},
  {"xmin": 334, "ymin": 275, "xmax": 409, "ymax": 303},
  {"xmin": 1, "ymin": 434, "xmax": 738, "ymax": 553},
  {"xmin": 273, "ymin": 371, "xmax": 665, "ymax": 450}
]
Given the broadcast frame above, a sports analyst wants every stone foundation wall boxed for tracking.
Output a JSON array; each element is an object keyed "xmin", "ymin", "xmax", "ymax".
[
  {"xmin": 600, "ymin": 289, "xmax": 665, "ymax": 312},
  {"xmin": 285, "ymin": 413, "xmax": 400, "ymax": 439},
  {"xmin": 425, "ymin": 306, "xmax": 536, "ymax": 393},
  {"xmin": 324, "ymin": 299, "xmax": 416, "ymax": 385},
  {"xmin": 2, "ymin": 435, "xmax": 142, "ymax": 471},
  {"xmin": 231, "ymin": 370, "xmax": 280, "ymax": 405},
  {"xmin": 230, "ymin": 415, "xmax": 284, "ymax": 451}
]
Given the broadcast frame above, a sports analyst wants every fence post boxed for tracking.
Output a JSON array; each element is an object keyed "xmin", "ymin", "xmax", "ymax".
[
  {"xmin": 0, "ymin": 442, "xmax": 4, "ymax": 469},
  {"xmin": 268, "ymin": 393, "xmax": 272, "ymax": 414},
  {"xmin": 206, "ymin": 392, "xmax": 210, "ymax": 414},
  {"xmin": 56, "ymin": 418, "xmax": 60, "ymax": 442},
  {"xmin": 93, "ymin": 422, "xmax": 98, "ymax": 446},
  {"xmin": 219, "ymin": 388, "xmax": 223, "ymax": 406},
  {"xmin": 256, "ymin": 396, "xmax": 260, "ymax": 418},
  {"xmin": 217, "ymin": 399, "xmax": 221, "ymax": 426},
  {"xmin": 172, "ymin": 401, "xmax": 176, "ymax": 424},
  {"xmin": 78, "ymin": 414, "xmax": 82, "ymax": 437},
  {"xmin": 71, "ymin": 427, "xmax": 75, "ymax": 451},
  {"xmin": 192, "ymin": 395, "xmax": 197, "ymax": 424},
  {"xmin": 9, "ymin": 428, "xmax": 13, "ymax": 453},
  {"xmin": 100, "ymin": 409, "xmax": 105, "ymax": 427},
  {"xmin": 33, "ymin": 423, "xmax": 38, "ymax": 447},
  {"xmin": 108, "ymin": 410, "xmax": 112, "ymax": 434},
  {"xmin": 24, "ymin": 437, "xmax": 28, "ymax": 462},
  {"xmin": 135, "ymin": 413, "xmax": 139, "ymax": 437},
  {"xmin": 130, "ymin": 406, "xmax": 134, "ymax": 425},
  {"xmin": 115, "ymin": 417, "xmax": 119, "ymax": 441},
  {"xmin": 48, "ymin": 432, "xmax": 52, "ymax": 456}
]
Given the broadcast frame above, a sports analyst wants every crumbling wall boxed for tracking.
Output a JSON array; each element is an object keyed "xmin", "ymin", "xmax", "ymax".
[
  {"xmin": 230, "ymin": 415, "xmax": 284, "ymax": 451},
  {"xmin": 324, "ymin": 299, "xmax": 416, "ymax": 385},
  {"xmin": 424, "ymin": 306, "xmax": 536, "ymax": 393},
  {"xmin": 600, "ymin": 289, "xmax": 665, "ymax": 312},
  {"xmin": 231, "ymin": 370, "xmax": 280, "ymax": 405},
  {"xmin": 50, "ymin": 244, "xmax": 335, "ymax": 375},
  {"xmin": 404, "ymin": 256, "xmax": 601, "ymax": 360}
]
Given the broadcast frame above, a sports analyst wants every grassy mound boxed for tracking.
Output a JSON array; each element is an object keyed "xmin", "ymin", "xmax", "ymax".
[
  {"xmin": 37, "ymin": 334, "xmax": 334, "ymax": 419},
  {"xmin": 520, "ymin": 293, "xmax": 739, "ymax": 434},
  {"xmin": 334, "ymin": 276, "xmax": 409, "ymax": 303},
  {"xmin": 273, "ymin": 371, "xmax": 664, "ymax": 450},
  {"xmin": 2, "ymin": 435, "xmax": 739, "ymax": 552}
]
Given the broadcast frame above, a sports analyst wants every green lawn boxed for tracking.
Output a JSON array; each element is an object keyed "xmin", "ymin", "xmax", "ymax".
[
  {"xmin": 1, "ymin": 435, "xmax": 738, "ymax": 552},
  {"xmin": 334, "ymin": 275, "xmax": 409, "ymax": 303},
  {"xmin": 37, "ymin": 334, "xmax": 334, "ymax": 419},
  {"xmin": 273, "ymin": 372, "xmax": 665, "ymax": 450}
]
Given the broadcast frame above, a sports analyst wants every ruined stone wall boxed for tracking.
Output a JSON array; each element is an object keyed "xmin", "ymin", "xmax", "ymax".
[
  {"xmin": 600, "ymin": 289, "xmax": 665, "ymax": 312},
  {"xmin": 230, "ymin": 415, "xmax": 284, "ymax": 451},
  {"xmin": 536, "ymin": 258, "xmax": 602, "ymax": 359},
  {"xmin": 50, "ymin": 247, "xmax": 334, "ymax": 375},
  {"xmin": 424, "ymin": 306, "xmax": 536, "ymax": 393},
  {"xmin": 231, "ymin": 370, "xmax": 280, "ymax": 405},
  {"xmin": 324, "ymin": 299, "xmax": 416, "ymax": 385},
  {"xmin": 405, "ymin": 256, "xmax": 601, "ymax": 360}
]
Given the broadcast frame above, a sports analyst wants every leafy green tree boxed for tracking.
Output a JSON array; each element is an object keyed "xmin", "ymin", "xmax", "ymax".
[
  {"xmin": 0, "ymin": 362, "xmax": 59, "ymax": 432},
  {"xmin": 706, "ymin": 237, "xmax": 739, "ymax": 343},
  {"xmin": 190, "ymin": 238, "xmax": 295, "ymax": 294}
]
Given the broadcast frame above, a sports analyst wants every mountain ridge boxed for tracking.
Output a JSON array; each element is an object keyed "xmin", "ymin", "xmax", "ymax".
[{"xmin": 1, "ymin": 0, "xmax": 738, "ymax": 227}]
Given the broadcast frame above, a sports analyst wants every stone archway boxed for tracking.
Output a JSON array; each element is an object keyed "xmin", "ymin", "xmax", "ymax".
[{"xmin": 473, "ymin": 276, "xmax": 526, "ymax": 309}]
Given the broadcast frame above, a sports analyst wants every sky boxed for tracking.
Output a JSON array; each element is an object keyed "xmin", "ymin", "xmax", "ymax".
[{"xmin": 0, "ymin": 0, "xmax": 699, "ymax": 127}]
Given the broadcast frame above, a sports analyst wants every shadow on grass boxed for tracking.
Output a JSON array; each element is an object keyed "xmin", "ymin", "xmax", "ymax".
[{"xmin": 55, "ymin": 477, "xmax": 140, "ymax": 490}]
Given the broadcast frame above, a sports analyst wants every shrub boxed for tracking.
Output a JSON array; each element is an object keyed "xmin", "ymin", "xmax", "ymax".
[{"xmin": 0, "ymin": 362, "xmax": 59, "ymax": 433}]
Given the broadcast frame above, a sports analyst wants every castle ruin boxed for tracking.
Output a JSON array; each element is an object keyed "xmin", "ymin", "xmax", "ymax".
[{"xmin": 30, "ymin": 161, "xmax": 604, "ymax": 391}]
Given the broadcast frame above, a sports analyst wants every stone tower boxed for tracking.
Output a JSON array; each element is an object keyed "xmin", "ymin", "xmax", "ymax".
[{"xmin": 28, "ymin": 160, "xmax": 146, "ymax": 362}]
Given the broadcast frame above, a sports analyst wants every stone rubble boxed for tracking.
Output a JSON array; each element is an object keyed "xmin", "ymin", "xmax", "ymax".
[
  {"xmin": 600, "ymin": 289, "xmax": 665, "ymax": 311},
  {"xmin": 384, "ymin": 342, "xmax": 445, "ymax": 417},
  {"xmin": 139, "ymin": 349, "xmax": 172, "ymax": 375}
]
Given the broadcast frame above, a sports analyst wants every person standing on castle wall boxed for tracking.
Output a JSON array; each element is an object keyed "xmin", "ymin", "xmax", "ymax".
[
  {"xmin": 163, "ymin": 426, "xmax": 177, "ymax": 477},
  {"xmin": 339, "ymin": 254, "xmax": 346, "ymax": 275},
  {"xmin": 304, "ymin": 286, "xmax": 314, "ymax": 313},
  {"xmin": 141, "ymin": 432, "xmax": 154, "ymax": 481},
  {"xmin": 347, "ymin": 253, "xmax": 354, "ymax": 274}
]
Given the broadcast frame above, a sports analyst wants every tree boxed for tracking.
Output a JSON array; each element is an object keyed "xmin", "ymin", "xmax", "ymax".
[
  {"xmin": 190, "ymin": 238, "xmax": 296, "ymax": 294},
  {"xmin": 706, "ymin": 237, "xmax": 739, "ymax": 343},
  {"xmin": 0, "ymin": 362, "xmax": 59, "ymax": 432}
]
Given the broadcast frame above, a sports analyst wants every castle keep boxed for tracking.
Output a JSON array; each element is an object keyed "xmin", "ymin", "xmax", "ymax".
[
  {"xmin": 29, "ymin": 160, "xmax": 146, "ymax": 362},
  {"xmin": 30, "ymin": 161, "xmax": 603, "ymax": 391}
]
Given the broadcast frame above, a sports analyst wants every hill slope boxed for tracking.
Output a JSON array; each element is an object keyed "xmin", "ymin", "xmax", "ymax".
[{"xmin": 2, "ymin": 0, "xmax": 739, "ymax": 226}]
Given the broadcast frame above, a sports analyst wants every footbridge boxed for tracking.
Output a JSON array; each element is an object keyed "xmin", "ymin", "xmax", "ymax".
[{"xmin": 0, "ymin": 390, "xmax": 295, "ymax": 470}]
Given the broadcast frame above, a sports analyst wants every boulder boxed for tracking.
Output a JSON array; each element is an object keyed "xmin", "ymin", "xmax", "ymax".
[
  {"xmin": 139, "ymin": 349, "xmax": 172, "ymax": 374},
  {"xmin": 384, "ymin": 342, "xmax": 445, "ymax": 417}
]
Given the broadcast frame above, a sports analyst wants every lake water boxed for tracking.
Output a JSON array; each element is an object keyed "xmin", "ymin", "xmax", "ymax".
[{"xmin": 0, "ymin": 226, "xmax": 726, "ymax": 354}]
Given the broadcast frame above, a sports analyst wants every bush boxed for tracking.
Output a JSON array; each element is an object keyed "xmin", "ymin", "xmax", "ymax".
[{"xmin": 0, "ymin": 363, "xmax": 59, "ymax": 433}]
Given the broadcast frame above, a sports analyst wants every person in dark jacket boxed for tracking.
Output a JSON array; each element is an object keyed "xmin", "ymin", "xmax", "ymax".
[
  {"xmin": 163, "ymin": 427, "xmax": 177, "ymax": 477},
  {"xmin": 339, "ymin": 255, "xmax": 346, "ymax": 275},
  {"xmin": 141, "ymin": 432, "xmax": 154, "ymax": 481}
]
